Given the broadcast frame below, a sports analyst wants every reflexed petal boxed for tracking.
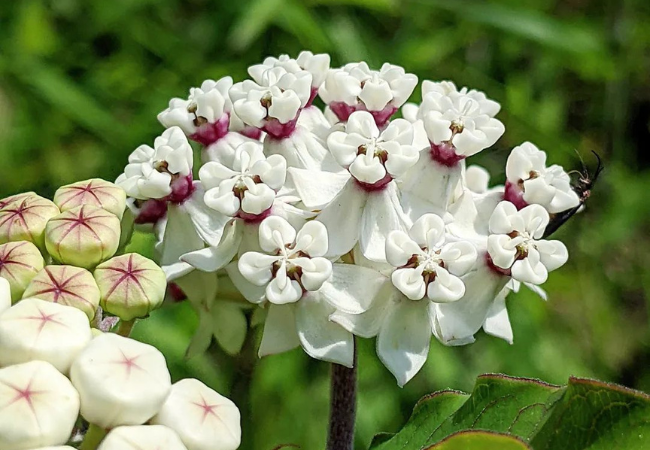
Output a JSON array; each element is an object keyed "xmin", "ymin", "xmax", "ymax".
[
  {"xmin": 181, "ymin": 219, "xmax": 242, "ymax": 272},
  {"xmin": 225, "ymin": 262, "xmax": 266, "ymax": 304},
  {"xmin": 483, "ymin": 289, "xmax": 513, "ymax": 344},
  {"xmin": 288, "ymin": 167, "xmax": 350, "ymax": 209},
  {"xmin": 296, "ymin": 293, "xmax": 354, "ymax": 367},
  {"xmin": 319, "ymin": 264, "xmax": 390, "ymax": 314},
  {"xmin": 317, "ymin": 181, "xmax": 366, "ymax": 258},
  {"xmin": 385, "ymin": 230, "xmax": 421, "ymax": 267},
  {"xmin": 360, "ymin": 183, "xmax": 407, "ymax": 262},
  {"xmin": 238, "ymin": 252, "xmax": 278, "ymax": 286},
  {"xmin": 391, "ymin": 268, "xmax": 426, "ymax": 300},
  {"xmin": 536, "ymin": 239, "xmax": 569, "ymax": 272},
  {"xmin": 294, "ymin": 221, "xmax": 329, "ymax": 257},
  {"xmin": 259, "ymin": 304, "xmax": 300, "ymax": 357},
  {"xmin": 330, "ymin": 294, "xmax": 392, "ymax": 338},
  {"xmin": 377, "ymin": 300, "xmax": 431, "ymax": 387},
  {"xmin": 258, "ymin": 216, "xmax": 296, "ymax": 252},
  {"xmin": 427, "ymin": 267, "xmax": 465, "ymax": 303},
  {"xmin": 183, "ymin": 186, "xmax": 230, "ymax": 247}
]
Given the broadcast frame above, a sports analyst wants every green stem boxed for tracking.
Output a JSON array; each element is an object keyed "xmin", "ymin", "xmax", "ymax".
[
  {"xmin": 79, "ymin": 423, "xmax": 107, "ymax": 450},
  {"xmin": 116, "ymin": 318, "xmax": 136, "ymax": 337}
]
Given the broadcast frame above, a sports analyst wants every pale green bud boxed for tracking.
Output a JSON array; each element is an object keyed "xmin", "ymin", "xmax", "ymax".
[
  {"xmin": 94, "ymin": 253, "xmax": 166, "ymax": 321},
  {"xmin": 0, "ymin": 241, "xmax": 45, "ymax": 302},
  {"xmin": 0, "ymin": 193, "xmax": 60, "ymax": 249},
  {"xmin": 45, "ymin": 205, "xmax": 121, "ymax": 269},
  {"xmin": 23, "ymin": 265, "xmax": 101, "ymax": 320},
  {"xmin": 54, "ymin": 178, "xmax": 127, "ymax": 219}
]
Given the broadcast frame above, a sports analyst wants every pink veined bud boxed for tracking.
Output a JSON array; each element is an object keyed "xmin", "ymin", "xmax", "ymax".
[
  {"xmin": 54, "ymin": 178, "xmax": 127, "ymax": 219},
  {"xmin": 22, "ymin": 265, "xmax": 101, "ymax": 320},
  {"xmin": 0, "ymin": 241, "xmax": 45, "ymax": 302},
  {"xmin": 45, "ymin": 205, "xmax": 121, "ymax": 269},
  {"xmin": 0, "ymin": 193, "xmax": 60, "ymax": 250},
  {"xmin": 94, "ymin": 253, "xmax": 167, "ymax": 321}
]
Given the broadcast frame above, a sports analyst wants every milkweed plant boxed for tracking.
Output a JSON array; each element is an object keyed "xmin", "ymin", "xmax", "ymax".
[{"xmin": 1, "ymin": 51, "xmax": 647, "ymax": 450}]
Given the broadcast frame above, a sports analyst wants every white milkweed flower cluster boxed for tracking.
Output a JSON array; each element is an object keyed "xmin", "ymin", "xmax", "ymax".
[{"xmin": 112, "ymin": 51, "xmax": 583, "ymax": 387}]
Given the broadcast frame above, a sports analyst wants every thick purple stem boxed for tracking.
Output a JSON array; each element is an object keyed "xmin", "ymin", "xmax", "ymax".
[{"xmin": 326, "ymin": 339, "xmax": 357, "ymax": 450}]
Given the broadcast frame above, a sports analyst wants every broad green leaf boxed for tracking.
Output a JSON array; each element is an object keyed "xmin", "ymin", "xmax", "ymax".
[
  {"xmin": 372, "ymin": 374, "xmax": 650, "ymax": 450},
  {"xmin": 530, "ymin": 377, "xmax": 650, "ymax": 450},
  {"xmin": 372, "ymin": 374, "xmax": 561, "ymax": 449},
  {"xmin": 425, "ymin": 430, "xmax": 532, "ymax": 450}
]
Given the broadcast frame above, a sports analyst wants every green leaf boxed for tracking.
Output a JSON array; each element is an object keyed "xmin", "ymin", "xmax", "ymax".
[
  {"xmin": 530, "ymin": 377, "xmax": 650, "ymax": 450},
  {"xmin": 372, "ymin": 374, "xmax": 650, "ymax": 450},
  {"xmin": 425, "ymin": 430, "xmax": 532, "ymax": 450},
  {"xmin": 372, "ymin": 375, "xmax": 561, "ymax": 450}
]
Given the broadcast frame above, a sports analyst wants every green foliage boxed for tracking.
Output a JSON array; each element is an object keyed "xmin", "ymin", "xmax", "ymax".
[
  {"xmin": 0, "ymin": 0, "xmax": 649, "ymax": 449},
  {"xmin": 371, "ymin": 374, "xmax": 650, "ymax": 450}
]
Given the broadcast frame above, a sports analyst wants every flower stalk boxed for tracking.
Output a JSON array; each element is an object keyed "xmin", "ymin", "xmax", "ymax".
[
  {"xmin": 116, "ymin": 318, "xmax": 136, "ymax": 337},
  {"xmin": 327, "ymin": 338, "xmax": 357, "ymax": 450}
]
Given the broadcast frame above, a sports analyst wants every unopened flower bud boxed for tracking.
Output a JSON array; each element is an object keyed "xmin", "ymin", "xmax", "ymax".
[
  {"xmin": 23, "ymin": 265, "xmax": 101, "ymax": 320},
  {"xmin": 0, "ymin": 241, "xmax": 45, "ymax": 302},
  {"xmin": 45, "ymin": 205, "xmax": 121, "ymax": 269},
  {"xmin": 152, "ymin": 378, "xmax": 241, "ymax": 450},
  {"xmin": 0, "ymin": 277, "xmax": 10, "ymax": 314},
  {"xmin": 54, "ymin": 178, "xmax": 127, "ymax": 219},
  {"xmin": 0, "ymin": 193, "xmax": 60, "ymax": 249},
  {"xmin": 0, "ymin": 360, "xmax": 80, "ymax": 450},
  {"xmin": 0, "ymin": 298, "xmax": 92, "ymax": 373},
  {"xmin": 98, "ymin": 425, "xmax": 187, "ymax": 450},
  {"xmin": 0, "ymin": 191, "xmax": 36, "ymax": 208},
  {"xmin": 94, "ymin": 253, "xmax": 166, "ymax": 321},
  {"xmin": 70, "ymin": 333, "xmax": 172, "ymax": 429}
]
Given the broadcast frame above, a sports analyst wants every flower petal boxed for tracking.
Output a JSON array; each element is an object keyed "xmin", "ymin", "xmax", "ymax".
[
  {"xmin": 318, "ymin": 264, "xmax": 390, "ymax": 314},
  {"xmin": 295, "ymin": 292, "xmax": 354, "ymax": 367},
  {"xmin": 317, "ymin": 181, "xmax": 366, "ymax": 259},
  {"xmin": 259, "ymin": 304, "xmax": 300, "ymax": 357},
  {"xmin": 360, "ymin": 183, "xmax": 407, "ymax": 262},
  {"xmin": 377, "ymin": 300, "xmax": 431, "ymax": 387}
]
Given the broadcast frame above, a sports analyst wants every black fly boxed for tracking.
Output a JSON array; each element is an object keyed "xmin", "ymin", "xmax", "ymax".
[{"xmin": 543, "ymin": 151, "xmax": 603, "ymax": 238}]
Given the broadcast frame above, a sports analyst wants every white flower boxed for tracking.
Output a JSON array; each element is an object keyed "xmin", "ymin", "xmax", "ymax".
[
  {"xmin": 200, "ymin": 141, "xmax": 286, "ymax": 220},
  {"xmin": 158, "ymin": 78, "xmax": 233, "ymax": 146},
  {"xmin": 418, "ymin": 90, "xmax": 505, "ymax": 159},
  {"xmin": 238, "ymin": 217, "xmax": 332, "ymax": 304},
  {"xmin": 152, "ymin": 378, "xmax": 241, "ymax": 450},
  {"xmin": 70, "ymin": 333, "xmax": 172, "ymax": 429},
  {"xmin": 328, "ymin": 111, "xmax": 419, "ymax": 185},
  {"xmin": 98, "ymin": 425, "xmax": 188, "ymax": 450},
  {"xmin": 319, "ymin": 62, "xmax": 418, "ymax": 125},
  {"xmin": 322, "ymin": 215, "xmax": 477, "ymax": 386},
  {"xmin": 386, "ymin": 214, "xmax": 477, "ymax": 302},
  {"xmin": 117, "ymin": 127, "xmax": 194, "ymax": 201},
  {"xmin": 421, "ymin": 80, "xmax": 501, "ymax": 117},
  {"xmin": 487, "ymin": 201, "xmax": 568, "ymax": 284},
  {"xmin": 249, "ymin": 51, "xmax": 331, "ymax": 90},
  {"xmin": 0, "ymin": 360, "xmax": 80, "ymax": 450},
  {"xmin": 229, "ymin": 216, "xmax": 353, "ymax": 366},
  {"xmin": 0, "ymin": 298, "xmax": 92, "ymax": 373},
  {"xmin": 230, "ymin": 67, "xmax": 312, "ymax": 137},
  {"xmin": 505, "ymin": 142, "xmax": 580, "ymax": 213},
  {"xmin": 290, "ymin": 111, "xmax": 417, "ymax": 262},
  {"xmin": 0, "ymin": 276, "xmax": 10, "ymax": 314}
]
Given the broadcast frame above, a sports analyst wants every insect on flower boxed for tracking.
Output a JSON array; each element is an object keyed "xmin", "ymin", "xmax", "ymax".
[{"xmin": 543, "ymin": 151, "xmax": 604, "ymax": 238}]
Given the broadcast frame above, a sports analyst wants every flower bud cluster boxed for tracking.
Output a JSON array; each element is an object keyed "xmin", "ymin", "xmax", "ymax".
[
  {"xmin": 111, "ymin": 50, "xmax": 586, "ymax": 386},
  {"xmin": 0, "ymin": 298, "xmax": 241, "ymax": 450}
]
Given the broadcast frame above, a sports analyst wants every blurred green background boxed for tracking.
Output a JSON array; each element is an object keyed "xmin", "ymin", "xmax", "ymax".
[{"xmin": 1, "ymin": 0, "xmax": 650, "ymax": 449}]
